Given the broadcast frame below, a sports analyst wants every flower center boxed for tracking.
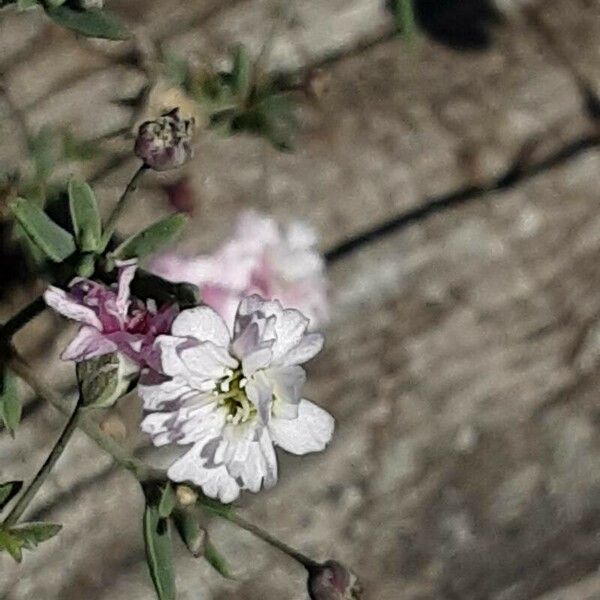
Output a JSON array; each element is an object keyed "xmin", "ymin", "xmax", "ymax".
[{"xmin": 214, "ymin": 369, "xmax": 256, "ymax": 425}]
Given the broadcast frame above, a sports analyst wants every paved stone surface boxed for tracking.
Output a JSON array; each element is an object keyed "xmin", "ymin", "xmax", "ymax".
[{"xmin": 2, "ymin": 0, "xmax": 600, "ymax": 599}]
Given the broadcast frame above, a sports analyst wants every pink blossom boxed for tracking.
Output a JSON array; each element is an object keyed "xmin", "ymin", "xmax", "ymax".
[
  {"xmin": 149, "ymin": 211, "xmax": 329, "ymax": 331},
  {"xmin": 44, "ymin": 261, "xmax": 177, "ymax": 368}
]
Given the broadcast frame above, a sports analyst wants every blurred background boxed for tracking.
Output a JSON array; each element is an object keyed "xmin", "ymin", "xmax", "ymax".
[{"xmin": 2, "ymin": 0, "xmax": 600, "ymax": 598}]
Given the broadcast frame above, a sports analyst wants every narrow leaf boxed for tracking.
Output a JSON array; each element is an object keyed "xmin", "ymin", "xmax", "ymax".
[
  {"xmin": 68, "ymin": 178, "xmax": 102, "ymax": 252},
  {"xmin": 173, "ymin": 508, "xmax": 205, "ymax": 558},
  {"xmin": 0, "ymin": 529, "xmax": 22, "ymax": 563},
  {"xmin": 143, "ymin": 502, "xmax": 176, "ymax": 600},
  {"xmin": 10, "ymin": 198, "xmax": 76, "ymax": 262},
  {"xmin": 231, "ymin": 45, "xmax": 251, "ymax": 101},
  {"xmin": 204, "ymin": 536, "xmax": 234, "ymax": 579},
  {"xmin": 0, "ymin": 481, "xmax": 23, "ymax": 511},
  {"xmin": 158, "ymin": 484, "xmax": 176, "ymax": 519},
  {"xmin": 45, "ymin": 6, "xmax": 130, "ymax": 40},
  {"xmin": 17, "ymin": 0, "xmax": 38, "ymax": 10},
  {"xmin": 112, "ymin": 213, "xmax": 189, "ymax": 261},
  {"xmin": 0, "ymin": 369, "xmax": 22, "ymax": 437},
  {"xmin": 11, "ymin": 522, "xmax": 62, "ymax": 549}
]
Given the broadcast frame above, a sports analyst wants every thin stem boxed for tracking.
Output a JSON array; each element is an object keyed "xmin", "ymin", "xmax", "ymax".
[
  {"xmin": 8, "ymin": 348, "xmax": 320, "ymax": 571},
  {"xmin": 100, "ymin": 164, "xmax": 148, "ymax": 250},
  {"xmin": 210, "ymin": 507, "xmax": 319, "ymax": 569},
  {"xmin": 0, "ymin": 296, "xmax": 46, "ymax": 341},
  {"xmin": 3, "ymin": 399, "xmax": 81, "ymax": 526},
  {"xmin": 7, "ymin": 350, "xmax": 157, "ymax": 481}
]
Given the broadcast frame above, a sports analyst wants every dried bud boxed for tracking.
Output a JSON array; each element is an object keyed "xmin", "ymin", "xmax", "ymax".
[
  {"xmin": 135, "ymin": 108, "xmax": 194, "ymax": 172},
  {"xmin": 305, "ymin": 69, "xmax": 331, "ymax": 101},
  {"xmin": 175, "ymin": 485, "xmax": 198, "ymax": 506},
  {"xmin": 307, "ymin": 561, "xmax": 362, "ymax": 600}
]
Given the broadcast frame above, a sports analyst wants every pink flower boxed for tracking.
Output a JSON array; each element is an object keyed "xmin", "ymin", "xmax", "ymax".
[
  {"xmin": 44, "ymin": 261, "xmax": 177, "ymax": 369},
  {"xmin": 149, "ymin": 211, "xmax": 329, "ymax": 331}
]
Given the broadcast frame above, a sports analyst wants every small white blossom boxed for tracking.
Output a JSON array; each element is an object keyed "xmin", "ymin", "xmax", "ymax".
[{"xmin": 139, "ymin": 295, "xmax": 334, "ymax": 503}]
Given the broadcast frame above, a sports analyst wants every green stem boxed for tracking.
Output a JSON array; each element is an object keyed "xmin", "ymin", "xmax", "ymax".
[
  {"xmin": 0, "ymin": 296, "xmax": 46, "ymax": 341},
  {"xmin": 3, "ymin": 399, "xmax": 81, "ymax": 526},
  {"xmin": 100, "ymin": 164, "xmax": 148, "ymax": 251},
  {"xmin": 9, "ymin": 348, "xmax": 320, "ymax": 571},
  {"xmin": 8, "ymin": 351, "xmax": 157, "ymax": 481},
  {"xmin": 206, "ymin": 505, "xmax": 318, "ymax": 569}
]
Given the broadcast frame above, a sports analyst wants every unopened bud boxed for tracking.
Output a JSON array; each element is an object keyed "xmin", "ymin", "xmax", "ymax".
[
  {"xmin": 135, "ymin": 108, "xmax": 194, "ymax": 172},
  {"xmin": 176, "ymin": 485, "xmax": 198, "ymax": 506},
  {"xmin": 307, "ymin": 561, "xmax": 362, "ymax": 600}
]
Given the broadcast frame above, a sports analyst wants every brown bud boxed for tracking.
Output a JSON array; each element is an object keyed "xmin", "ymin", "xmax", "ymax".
[
  {"xmin": 307, "ymin": 561, "xmax": 362, "ymax": 600},
  {"xmin": 135, "ymin": 108, "xmax": 194, "ymax": 171}
]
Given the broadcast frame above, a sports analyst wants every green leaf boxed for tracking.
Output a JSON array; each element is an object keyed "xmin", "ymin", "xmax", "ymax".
[
  {"xmin": 0, "ymin": 522, "xmax": 62, "ymax": 563},
  {"xmin": 0, "ymin": 528, "xmax": 23, "ymax": 562},
  {"xmin": 28, "ymin": 126, "xmax": 56, "ymax": 183},
  {"xmin": 11, "ymin": 522, "xmax": 62, "ymax": 549},
  {"xmin": 392, "ymin": 0, "xmax": 418, "ymax": 42},
  {"xmin": 158, "ymin": 484, "xmax": 176, "ymax": 519},
  {"xmin": 0, "ymin": 481, "xmax": 23, "ymax": 511},
  {"xmin": 68, "ymin": 178, "xmax": 102, "ymax": 252},
  {"xmin": 45, "ymin": 6, "xmax": 130, "ymax": 40},
  {"xmin": 143, "ymin": 502, "xmax": 176, "ymax": 600},
  {"xmin": 62, "ymin": 130, "xmax": 100, "ymax": 162},
  {"xmin": 197, "ymin": 494, "xmax": 234, "ymax": 519},
  {"xmin": 172, "ymin": 507, "xmax": 205, "ymax": 558},
  {"xmin": 17, "ymin": 0, "xmax": 38, "ymax": 10},
  {"xmin": 162, "ymin": 53, "xmax": 189, "ymax": 89},
  {"xmin": 204, "ymin": 536, "xmax": 234, "ymax": 579},
  {"xmin": 76, "ymin": 352, "xmax": 135, "ymax": 409},
  {"xmin": 0, "ymin": 369, "xmax": 22, "ymax": 438},
  {"xmin": 112, "ymin": 213, "xmax": 189, "ymax": 261},
  {"xmin": 10, "ymin": 197, "xmax": 76, "ymax": 263},
  {"xmin": 231, "ymin": 45, "xmax": 251, "ymax": 101}
]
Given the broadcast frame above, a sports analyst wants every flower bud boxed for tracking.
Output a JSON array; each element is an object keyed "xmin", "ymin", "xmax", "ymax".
[
  {"xmin": 175, "ymin": 485, "xmax": 198, "ymax": 506},
  {"xmin": 307, "ymin": 561, "xmax": 362, "ymax": 600},
  {"xmin": 134, "ymin": 108, "xmax": 194, "ymax": 172}
]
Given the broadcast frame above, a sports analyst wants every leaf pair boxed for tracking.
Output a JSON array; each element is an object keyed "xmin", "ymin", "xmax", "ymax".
[
  {"xmin": 0, "ymin": 521, "xmax": 61, "ymax": 563},
  {"xmin": 12, "ymin": 178, "xmax": 188, "ymax": 268}
]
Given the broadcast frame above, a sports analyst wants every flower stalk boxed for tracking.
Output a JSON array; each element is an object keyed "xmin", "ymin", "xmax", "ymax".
[
  {"xmin": 100, "ymin": 164, "xmax": 148, "ymax": 251},
  {"xmin": 3, "ymin": 397, "xmax": 82, "ymax": 526}
]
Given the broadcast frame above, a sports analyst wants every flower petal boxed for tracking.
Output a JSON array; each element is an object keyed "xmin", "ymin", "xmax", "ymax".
[
  {"xmin": 44, "ymin": 286, "xmax": 103, "ymax": 329},
  {"xmin": 61, "ymin": 326, "xmax": 117, "ymax": 361},
  {"xmin": 179, "ymin": 341, "xmax": 237, "ymax": 381},
  {"xmin": 269, "ymin": 399, "xmax": 334, "ymax": 455},
  {"xmin": 172, "ymin": 306, "xmax": 231, "ymax": 346},
  {"xmin": 115, "ymin": 260, "xmax": 137, "ymax": 321},
  {"xmin": 278, "ymin": 332, "xmax": 324, "ymax": 366},
  {"xmin": 167, "ymin": 437, "xmax": 240, "ymax": 503},
  {"xmin": 267, "ymin": 365, "xmax": 306, "ymax": 407},
  {"xmin": 137, "ymin": 372, "xmax": 197, "ymax": 411}
]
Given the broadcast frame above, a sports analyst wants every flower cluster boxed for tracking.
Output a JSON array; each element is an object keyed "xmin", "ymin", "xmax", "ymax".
[
  {"xmin": 139, "ymin": 296, "xmax": 334, "ymax": 503},
  {"xmin": 46, "ymin": 263, "xmax": 334, "ymax": 503},
  {"xmin": 149, "ymin": 210, "xmax": 329, "ymax": 331},
  {"xmin": 44, "ymin": 261, "xmax": 177, "ymax": 370}
]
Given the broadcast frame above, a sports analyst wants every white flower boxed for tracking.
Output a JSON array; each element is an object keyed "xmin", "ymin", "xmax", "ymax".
[{"xmin": 139, "ymin": 295, "xmax": 334, "ymax": 503}]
